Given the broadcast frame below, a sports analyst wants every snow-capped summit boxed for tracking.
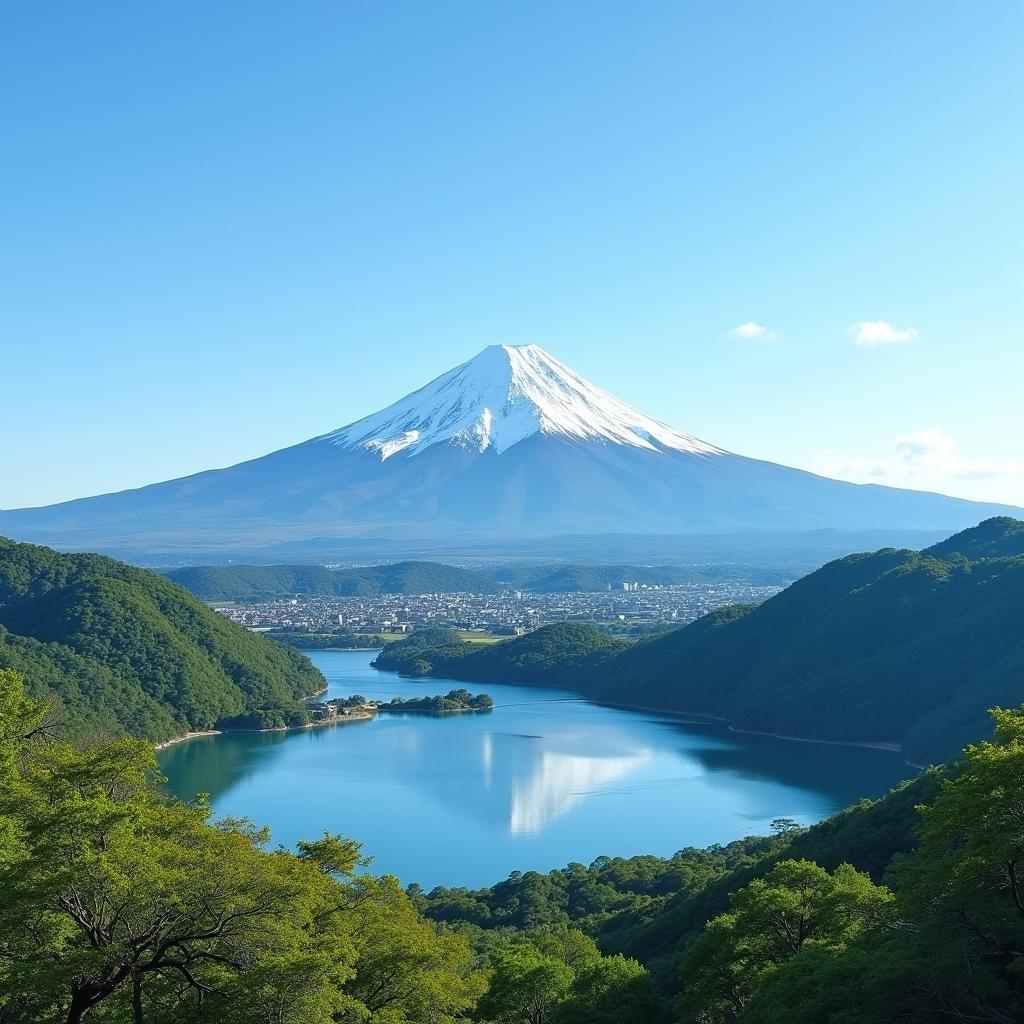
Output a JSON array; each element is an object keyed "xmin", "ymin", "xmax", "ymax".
[
  {"xmin": 322, "ymin": 344, "xmax": 721, "ymax": 460},
  {"xmin": 1, "ymin": 343, "xmax": 1019, "ymax": 555}
]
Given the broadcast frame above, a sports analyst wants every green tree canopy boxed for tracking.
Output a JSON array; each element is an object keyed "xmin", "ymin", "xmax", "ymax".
[
  {"xmin": 893, "ymin": 706, "xmax": 1024, "ymax": 1021},
  {"xmin": 477, "ymin": 944, "xmax": 575, "ymax": 1024},
  {"xmin": 679, "ymin": 859, "xmax": 894, "ymax": 1022},
  {"xmin": 0, "ymin": 669, "xmax": 483, "ymax": 1024}
]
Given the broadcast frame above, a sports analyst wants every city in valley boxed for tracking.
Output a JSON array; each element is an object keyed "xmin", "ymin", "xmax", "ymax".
[{"xmin": 213, "ymin": 580, "xmax": 783, "ymax": 639}]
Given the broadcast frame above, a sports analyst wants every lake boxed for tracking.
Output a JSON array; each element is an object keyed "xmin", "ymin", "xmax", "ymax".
[{"xmin": 159, "ymin": 650, "xmax": 916, "ymax": 889}]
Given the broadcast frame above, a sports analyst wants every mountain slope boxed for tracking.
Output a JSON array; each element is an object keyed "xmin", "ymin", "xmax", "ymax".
[
  {"xmin": 164, "ymin": 560, "xmax": 499, "ymax": 601},
  {"xmin": 323, "ymin": 343, "xmax": 720, "ymax": 458},
  {"xmin": 373, "ymin": 518, "xmax": 1024, "ymax": 764},
  {"xmin": 0, "ymin": 537, "xmax": 325, "ymax": 740},
  {"xmin": 1, "ymin": 346, "xmax": 1018, "ymax": 555}
]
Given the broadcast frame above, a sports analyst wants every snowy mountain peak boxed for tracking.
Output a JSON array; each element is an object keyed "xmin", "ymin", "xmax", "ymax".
[{"xmin": 322, "ymin": 344, "xmax": 723, "ymax": 460}]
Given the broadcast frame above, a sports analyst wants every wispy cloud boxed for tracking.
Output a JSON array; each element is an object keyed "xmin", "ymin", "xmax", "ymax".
[
  {"xmin": 728, "ymin": 322, "xmax": 778, "ymax": 341},
  {"xmin": 818, "ymin": 427, "xmax": 1024, "ymax": 492},
  {"xmin": 849, "ymin": 320, "xmax": 919, "ymax": 346}
]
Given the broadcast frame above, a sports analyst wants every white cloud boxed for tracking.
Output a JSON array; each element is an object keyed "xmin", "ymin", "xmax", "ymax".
[
  {"xmin": 728, "ymin": 322, "xmax": 778, "ymax": 341},
  {"xmin": 816, "ymin": 427, "xmax": 1024, "ymax": 501},
  {"xmin": 849, "ymin": 320, "xmax": 919, "ymax": 346},
  {"xmin": 892, "ymin": 426, "xmax": 958, "ymax": 474}
]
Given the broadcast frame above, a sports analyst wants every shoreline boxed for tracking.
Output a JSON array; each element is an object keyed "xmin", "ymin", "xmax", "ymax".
[
  {"xmin": 154, "ymin": 700, "xmax": 497, "ymax": 750},
  {"xmin": 157, "ymin": 654, "xmax": 916, "ymax": 768},
  {"xmin": 564, "ymin": 695, "xmax": 918, "ymax": 767},
  {"xmin": 577, "ymin": 696, "xmax": 921, "ymax": 768},
  {"xmin": 285, "ymin": 646, "xmax": 383, "ymax": 653},
  {"xmin": 155, "ymin": 710, "xmax": 376, "ymax": 750},
  {"xmin": 155, "ymin": 729, "xmax": 221, "ymax": 750},
  {"xmin": 377, "ymin": 705, "xmax": 491, "ymax": 716},
  {"xmin": 383, "ymin": 667, "xmax": 920, "ymax": 768},
  {"xmin": 154, "ymin": 684, "xmax": 369, "ymax": 751},
  {"xmin": 727, "ymin": 724, "xmax": 901, "ymax": 753}
]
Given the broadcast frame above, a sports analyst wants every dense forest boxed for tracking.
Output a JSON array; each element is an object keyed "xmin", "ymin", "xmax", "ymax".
[
  {"xmin": 374, "ymin": 517, "xmax": 1024, "ymax": 764},
  {"xmin": 3, "ymin": 662, "xmax": 1023, "ymax": 1022},
  {"xmin": 163, "ymin": 561, "xmax": 501, "ymax": 600},
  {"xmin": 0, "ymin": 537, "xmax": 325, "ymax": 741},
  {"xmin": 378, "ymin": 688, "xmax": 494, "ymax": 713}
]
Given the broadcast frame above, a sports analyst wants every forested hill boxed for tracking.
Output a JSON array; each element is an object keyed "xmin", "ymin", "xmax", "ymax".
[
  {"xmin": 374, "ymin": 517, "xmax": 1024, "ymax": 764},
  {"xmin": 0, "ymin": 537, "xmax": 325, "ymax": 741},
  {"xmin": 163, "ymin": 560, "xmax": 500, "ymax": 600}
]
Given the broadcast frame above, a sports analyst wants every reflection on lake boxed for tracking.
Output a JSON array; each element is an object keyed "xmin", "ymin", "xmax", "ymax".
[{"xmin": 159, "ymin": 651, "xmax": 916, "ymax": 888}]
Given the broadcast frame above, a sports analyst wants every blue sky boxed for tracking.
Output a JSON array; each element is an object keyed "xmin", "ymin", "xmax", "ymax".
[{"xmin": 2, "ymin": 1, "xmax": 1022, "ymax": 509}]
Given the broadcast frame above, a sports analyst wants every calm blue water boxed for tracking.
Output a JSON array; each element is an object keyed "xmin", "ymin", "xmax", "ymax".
[{"xmin": 159, "ymin": 651, "xmax": 915, "ymax": 888}]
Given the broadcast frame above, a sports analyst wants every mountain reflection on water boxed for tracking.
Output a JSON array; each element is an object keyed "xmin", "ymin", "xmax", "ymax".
[{"xmin": 158, "ymin": 651, "xmax": 915, "ymax": 888}]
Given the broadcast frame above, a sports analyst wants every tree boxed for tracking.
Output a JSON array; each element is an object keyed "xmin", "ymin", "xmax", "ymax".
[
  {"xmin": 769, "ymin": 818, "xmax": 801, "ymax": 837},
  {"xmin": 894, "ymin": 707, "xmax": 1024, "ymax": 1022},
  {"xmin": 477, "ymin": 945, "xmax": 574, "ymax": 1024},
  {"xmin": 555, "ymin": 953, "xmax": 664, "ymax": 1024},
  {"xmin": 734, "ymin": 939, "xmax": 921, "ymax": 1024},
  {"xmin": 0, "ymin": 684, "xmax": 359, "ymax": 1020},
  {"xmin": 679, "ymin": 859, "xmax": 894, "ymax": 1022},
  {"xmin": 530, "ymin": 927, "xmax": 601, "ymax": 972},
  {"xmin": 0, "ymin": 670, "xmax": 482, "ymax": 1024},
  {"xmin": 340, "ymin": 874, "xmax": 486, "ymax": 1022}
]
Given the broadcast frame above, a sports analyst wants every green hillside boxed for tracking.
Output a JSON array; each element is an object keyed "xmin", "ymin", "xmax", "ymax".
[
  {"xmin": 924, "ymin": 513, "xmax": 1024, "ymax": 559},
  {"xmin": 0, "ymin": 538, "xmax": 325, "ymax": 741},
  {"xmin": 375, "ymin": 622, "xmax": 625, "ymax": 680},
  {"xmin": 164, "ymin": 560, "xmax": 500, "ymax": 600},
  {"xmin": 374, "ymin": 518, "xmax": 1024, "ymax": 764}
]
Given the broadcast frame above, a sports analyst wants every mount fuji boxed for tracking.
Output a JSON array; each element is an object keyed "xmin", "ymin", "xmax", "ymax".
[{"xmin": 1, "ymin": 344, "xmax": 1018, "ymax": 556}]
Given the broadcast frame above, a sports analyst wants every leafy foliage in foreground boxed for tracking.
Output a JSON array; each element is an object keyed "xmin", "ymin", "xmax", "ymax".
[
  {"xmin": 0, "ymin": 669, "xmax": 485, "ymax": 1023},
  {"xmin": 677, "ymin": 708, "xmax": 1024, "ymax": 1023},
  {"xmin": 0, "ymin": 537, "xmax": 324, "ymax": 741},
  {"xmin": 679, "ymin": 859, "xmax": 895, "ymax": 1021},
  {"xmin": 0, "ymin": 669, "xmax": 660, "ymax": 1024},
  {"xmin": 375, "ymin": 518, "xmax": 1024, "ymax": 763}
]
